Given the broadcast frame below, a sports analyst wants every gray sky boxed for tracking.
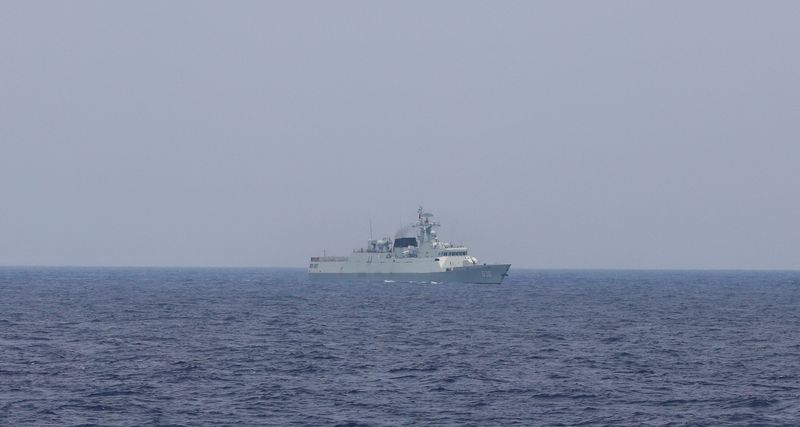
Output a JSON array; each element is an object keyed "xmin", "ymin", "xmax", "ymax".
[{"xmin": 1, "ymin": 2, "xmax": 798, "ymax": 269}]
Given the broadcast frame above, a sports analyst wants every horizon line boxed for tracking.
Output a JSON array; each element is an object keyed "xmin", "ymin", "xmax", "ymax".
[{"xmin": 1, "ymin": 264, "xmax": 798, "ymax": 272}]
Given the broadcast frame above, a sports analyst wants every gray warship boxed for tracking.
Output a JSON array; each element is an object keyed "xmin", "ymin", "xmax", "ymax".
[{"xmin": 309, "ymin": 208, "xmax": 510, "ymax": 284}]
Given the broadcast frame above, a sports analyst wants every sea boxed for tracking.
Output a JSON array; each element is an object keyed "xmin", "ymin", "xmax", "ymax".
[{"xmin": 1, "ymin": 267, "xmax": 799, "ymax": 426}]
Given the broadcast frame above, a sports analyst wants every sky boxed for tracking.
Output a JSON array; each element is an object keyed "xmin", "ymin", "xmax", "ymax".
[{"xmin": 1, "ymin": 2, "xmax": 798, "ymax": 269}]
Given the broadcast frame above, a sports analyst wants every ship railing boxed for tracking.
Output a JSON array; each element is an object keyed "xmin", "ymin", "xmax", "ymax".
[{"xmin": 310, "ymin": 256, "xmax": 349, "ymax": 262}]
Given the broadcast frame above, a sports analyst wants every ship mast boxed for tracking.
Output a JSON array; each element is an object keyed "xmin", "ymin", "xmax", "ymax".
[{"xmin": 413, "ymin": 206, "xmax": 440, "ymax": 245}]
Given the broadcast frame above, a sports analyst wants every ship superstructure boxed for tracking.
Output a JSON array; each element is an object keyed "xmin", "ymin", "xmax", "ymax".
[{"xmin": 308, "ymin": 208, "xmax": 510, "ymax": 284}]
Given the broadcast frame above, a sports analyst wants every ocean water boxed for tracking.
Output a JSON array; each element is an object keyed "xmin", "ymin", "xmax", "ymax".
[{"xmin": 1, "ymin": 268, "xmax": 799, "ymax": 426}]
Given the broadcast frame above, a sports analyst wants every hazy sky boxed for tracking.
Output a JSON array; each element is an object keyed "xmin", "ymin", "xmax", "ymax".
[{"xmin": 2, "ymin": 2, "xmax": 798, "ymax": 269}]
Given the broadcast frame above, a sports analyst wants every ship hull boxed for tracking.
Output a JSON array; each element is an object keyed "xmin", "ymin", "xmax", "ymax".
[{"xmin": 309, "ymin": 264, "xmax": 511, "ymax": 284}]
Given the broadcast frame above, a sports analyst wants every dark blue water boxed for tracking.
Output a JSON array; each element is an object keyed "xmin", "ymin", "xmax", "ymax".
[{"xmin": 2, "ymin": 268, "xmax": 799, "ymax": 426}]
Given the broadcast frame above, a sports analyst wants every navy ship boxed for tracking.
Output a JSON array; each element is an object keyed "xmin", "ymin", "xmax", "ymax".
[{"xmin": 309, "ymin": 208, "xmax": 510, "ymax": 284}]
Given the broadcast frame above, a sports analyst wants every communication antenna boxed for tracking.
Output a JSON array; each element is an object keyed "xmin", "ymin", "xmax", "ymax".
[{"xmin": 369, "ymin": 219, "xmax": 373, "ymax": 240}]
